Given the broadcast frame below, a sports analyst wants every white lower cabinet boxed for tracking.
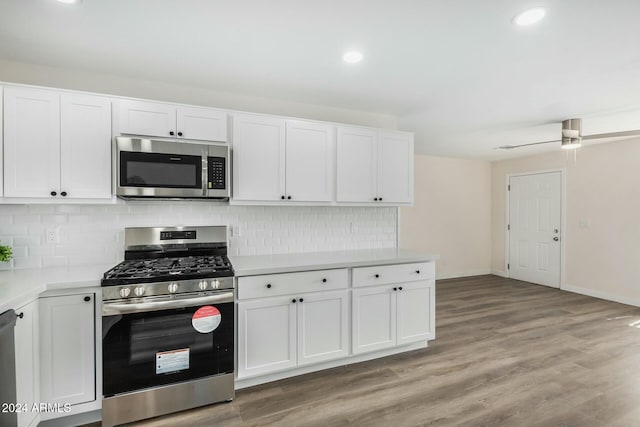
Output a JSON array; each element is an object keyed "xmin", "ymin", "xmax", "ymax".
[
  {"xmin": 39, "ymin": 293, "xmax": 96, "ymax": 408},
  {"xmin": 353, "ymin": 280, "xmax": 435, "ymax": 355},
  {"xmin": 237, "ymin": 290, "xmax": 349, "ymax": 379},
  {"xmin": 14, "ymin": 300, "xmax": 39, "ymax": 427}
]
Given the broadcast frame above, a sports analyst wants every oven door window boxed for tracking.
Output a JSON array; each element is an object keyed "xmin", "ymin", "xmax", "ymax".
[
  {"xmin": 120, "ymin": 151, "xmax": 202, "ymax": 188},
  {"xmin": 102, "ymin": 302, "xmax": 233, "ymax": 397}
]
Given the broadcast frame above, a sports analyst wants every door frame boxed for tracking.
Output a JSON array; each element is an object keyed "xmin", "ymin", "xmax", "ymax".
[{"xmin": 505, "ymin": 169, "xmax": 566, "ymax": 289}]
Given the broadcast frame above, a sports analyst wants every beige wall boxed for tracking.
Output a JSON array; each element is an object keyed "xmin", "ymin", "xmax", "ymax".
[
  {"xmin": 400, "ymin": 155, "xmax": 492, "ymax": 279},
  {"xmin": 0, "ymin": 59, "xmax": 397, "ymax": 129},
  {"xmin": 492, "ymin": 139, "xmax": 640, "ymax": 305}
]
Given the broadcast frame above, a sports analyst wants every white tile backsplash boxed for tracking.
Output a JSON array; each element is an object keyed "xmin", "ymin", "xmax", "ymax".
[{"xmin": 0, "ymin": 203, "xmax": 397, "ymax": 270}]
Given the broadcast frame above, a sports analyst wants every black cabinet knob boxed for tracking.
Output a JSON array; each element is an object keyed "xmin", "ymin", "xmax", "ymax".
[
  {"xmin": 177, "ymin": 131, "xmax": 183, "ymax": 137},
  {"xmin": 322, "ymin": 278, "xmax": 327, "ymax": 283},
  {"xmin": 50, "ymin": 191, "xmax": 57, "ymax": 196},
  {"xmin": 281, "ymin": 195, "xmax": 285, "ymax": 200},
  {"xmin": 379, "ymin": 197, "xmax": 383, "ymax": 201},
  {"xmin": 266, "ymin": 284, "xmax": 272, "ymax": 289},
  {"xmin": 169, "ymin": 131, "xmax": 175, "ymax": 136},
  {"xmin": 375, "ymin": 274, "xmax": 380, "ymax": 278},
  {"xmin": 292, "ymin": 299, "xmax": 297, "ymax": 303},
  {"xmin": 399, "ymin": 287, "xmax": 403, "ymax": 291},
  {"xmin": 61, "ymin": 191, "xmax": 67, "ymax": 197},
  {"xmin": 17, "ymin": 312, "xmax": 24, "ymax": 319},
  {"xmin": 393, "ymin": 287, "xmax": 397, "ymax": 291},
  {"xmin": 374, "ymin": 197, "xmax": 378, "ymax": 201},
  {"xmin": 84, "ymin": 296, "xmax": 91, "ymax": 302},
  {"xmin": 416, "ymin": 270, "xmax": 421, "ymax": 274},
  {"xmin": 299, "ymin": 298, "xmax": 304, "ymax": 302},
  {"xmin": 287, "ymin": 196, "xmax": 292, "ymax": 200}
]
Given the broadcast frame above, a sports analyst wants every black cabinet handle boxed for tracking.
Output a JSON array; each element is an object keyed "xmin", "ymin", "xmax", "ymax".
[
  {"xmin": 393, "ymin": 287, "xmax": 397, "ymax": 291},
  {"xmin": 292, "ymin": 299, "xmax": 296, "ymax": 303},
  {"xmin": 50, "ymin": 191, "xmax": 57, "ymax": 197},
  {"xmin": 84, "ymin": 296, "xmax": 91, "ymax": 302},
  {"xmin": 266, "ymin": 284, "xmax": 272, "ymax": 289},
  {"xmin": 399, "ymin": 287, "xmax": 403, "ymax": 291},
  {"xmin": 416, "ymin": 270, "xmax": 421, "ymax": 274},
  {"xmin": 281, "ymin": 195, "xmax": 285, "ymax": 200},
  {"xmin": 322, "ymin": 278, "xmax": 327, "ymax": 283},
  {"xmin": 169, "ymin": 131, "xmax": 175, "ymax": 136},
  {"xmin": 287, "ymin": 196, "xmax": 292, "ymax": 200},
  {"xmin": 17, "ymin": 312, "xmax": 24, "ymax": 319},
  {"xmin": 375, "ymin": 274, "xmax": 380, "ymax": 278},
  {"xmin": 61, "ymin": 191, "xmax": 67, "ymax": 197},
  {"xmin": 177, "ymin": 131, "xmax": 183, "ymax": 137},
  {"xmin": 299, "ymin": 298, "xmax": 304, "ymax": 302}
]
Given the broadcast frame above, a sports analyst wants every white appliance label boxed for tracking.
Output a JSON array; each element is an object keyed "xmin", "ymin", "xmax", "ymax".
[
  {"xmin": 192, "ymin": 305, "xmax": 222, "ymax": 334},
  {"xmin": 156, "ymin": 348, "xmax": 190, "ymax": 374}
]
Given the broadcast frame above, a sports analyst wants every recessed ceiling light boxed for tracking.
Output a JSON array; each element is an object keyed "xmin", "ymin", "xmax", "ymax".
[
  {"xmin": 513, "ymin": 7, "xmax": 546, "ymax": 26},
  {"xmin": 343, "ymin": 51, "xmax": 363, "ymax": 64},
  {"xmin": 56, "ymin": 0, "xmax": 80, "ymax": 4}
]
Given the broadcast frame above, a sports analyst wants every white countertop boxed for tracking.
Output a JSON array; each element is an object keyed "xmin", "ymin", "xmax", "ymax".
[
  {"xmin": 0, "ymin": 263, "xmax": 112, "ymax": 313},
  {"xmin": 229, "ymin": 248, "xmax": 439, "ymax": 276}
]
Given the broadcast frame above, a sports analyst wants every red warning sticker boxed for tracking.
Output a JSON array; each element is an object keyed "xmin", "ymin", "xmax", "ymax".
[{"xmin": 192, "ymin": 306, "xmax": 221, "ymax": 334}]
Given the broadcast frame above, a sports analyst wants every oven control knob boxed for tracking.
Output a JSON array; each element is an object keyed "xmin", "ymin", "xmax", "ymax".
[
  {"xmin": 198, "ymin": 281, "xmax": 208, "ymax": 290},
  {"xmin": 168, "ymin": 283, "xmax": 179, "ymax": 293},
  {"xmin": 212, "ymin": 279, "xmax": 220, "ymax": 289},
  {"xmin": 119, "ymin": 288, "xmax": 131, "ymax": 298},
  {"xmin": 134, "ymin": 286, "xmax": 145, "ymax": 297}
]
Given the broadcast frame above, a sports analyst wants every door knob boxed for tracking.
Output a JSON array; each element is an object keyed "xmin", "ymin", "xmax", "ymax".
[{"xmin": 553, "ymin": 237, "xmax": 559, "ymax": 241}]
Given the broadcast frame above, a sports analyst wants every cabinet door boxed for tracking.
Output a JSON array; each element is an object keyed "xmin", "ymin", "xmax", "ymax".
[
  {"xmin": 117, "ymin": 99, "xmax": 176, "ymax": 138},
  {"xmin": 3, "ymin": 87, "xmax": 61, "ymax": 198},
  {"xmin": 237, "ymin": 296, "xmax": 297, "ymax": 378},
  {"xmin": 232, "ymin": 114, "xmax": 286, "ymax": 201},
  {"xmin": 377, "ymin": 131, "xmax": 414, "ymax": 204},
  {"xmin": 396, "ymin": 281, "xmax": 435, "ymax": 346},
  {"xmin": 336, "ymin": 126, "xmax": 378, "ymax": 202},
  {"xmin": 285, "ymin": 120, "xmax": 334, "ymax": 202},
  {"xmin": 176, "ymin": 106, "xmax": 227, "ymax": 142},
  {"xmin": 352, "ymin": 285, "xmax": 397, "ymax": 354},
  {"xmin": 15, "ymin": 300, "xmax": 39, "ymax": 427},
  {"xmin": 297, "ymin": 290, "xmax": 349, "ymax": 366},
  {"xmin": 39, "ymin": 294, "xmax": 95, "ymax": 406},
  {"xmin": 60, "ymin": 94, "xmax": 112, "ymax": 199}
]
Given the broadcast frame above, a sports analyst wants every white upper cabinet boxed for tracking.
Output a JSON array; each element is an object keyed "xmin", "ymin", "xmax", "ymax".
[
  {"xmin": 176, "ymin": 106, "xmax": 227, "ymax": 142},
  {"xmin": 337, "ymin": 126, "xmax": 414, "ymax": 204},
  {"xmin": 233, "ymin": 115, "xmax": 334, "ymax": 202},
  {"xmin": 3, "ymin": 87, "xmax": 112, "ymax": 200},
  {"xmin": 117, "ymin": 99, "xmax": 227, "ymax": 142},
  {"xmin": 232, "ymin": 114, "xmax": 286, "ymax": 201},
  {"xmin": 336, "ymin": 126, "xmax": 377, "ymax": 203},
  {"xmin": 285, "ymin": 120, "xmax": 334, "ymax": 202},
  {"xmin": 377, "ymin": 131, "xmax": 414, "ymax": 204},
  {"xmin": 3, "ymin": 87, "xmax": 61, "ymax": 198},
  {"xmin": 60, "ymin": 93, "xmax": 112, "ymax": 199}
]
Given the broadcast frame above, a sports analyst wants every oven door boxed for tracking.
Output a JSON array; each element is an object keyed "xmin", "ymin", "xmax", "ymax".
[
  {"xmin": 115, "ymin": 137, "xmax": 207, "ymax": 198},
  {"xmin": 102, "ymin": 292, "xmax": 234, "ymax": 397}
]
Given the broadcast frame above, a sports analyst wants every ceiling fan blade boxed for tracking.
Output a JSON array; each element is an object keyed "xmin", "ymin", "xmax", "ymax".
[
  {"xmin": 496, "ymin": 139, "xmax": 560, "ymax": 150},
  {"xmin": 582, "ymin": 130, "xmax": 640, "ymax": 140}
]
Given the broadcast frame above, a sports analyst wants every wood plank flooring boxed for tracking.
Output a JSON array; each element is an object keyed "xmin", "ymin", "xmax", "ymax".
[{"xmin": 130, "ymin": 275, "xmax": 640, "ymax": 427}]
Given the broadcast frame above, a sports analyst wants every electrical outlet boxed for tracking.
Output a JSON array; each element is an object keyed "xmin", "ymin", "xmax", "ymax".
[{"xmin": 46, "ymin": 228, "xmax": 59, "ymax": 244}]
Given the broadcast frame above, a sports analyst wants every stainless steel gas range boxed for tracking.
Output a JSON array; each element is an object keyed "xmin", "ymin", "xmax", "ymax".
[{"xmin": 101, "ymin": 226, "xmax": 235, "ymax": 427}]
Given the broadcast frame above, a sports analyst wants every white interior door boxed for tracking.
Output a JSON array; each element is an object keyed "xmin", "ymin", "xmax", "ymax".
[{"xmin": 509, "ymin": 172, "xmax": 562, "ymax": 288}]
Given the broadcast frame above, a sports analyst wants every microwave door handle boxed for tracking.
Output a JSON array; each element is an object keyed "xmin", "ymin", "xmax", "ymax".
[
  {"xmin": 202, "ymin": 149, "xmax": 208, "ymax": 196},
  {"xmin": 102, "ymin": 292, "xmax": 234, "ymax": 315}
]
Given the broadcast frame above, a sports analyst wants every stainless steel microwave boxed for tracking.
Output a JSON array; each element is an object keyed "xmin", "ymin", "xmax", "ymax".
[{"xmin": 115, "ymin": 137, "xmax": 230, "ymax": 200}]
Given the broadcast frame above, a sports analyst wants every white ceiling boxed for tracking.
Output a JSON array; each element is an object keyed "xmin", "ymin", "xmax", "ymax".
[{"xmin": 1, "ymin": 0, "xmax": 640, "ymax": 160}]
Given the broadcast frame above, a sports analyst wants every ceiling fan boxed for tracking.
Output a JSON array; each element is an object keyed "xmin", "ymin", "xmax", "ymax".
[{"xmin": 496, "ymin": 118, "xmax": 640, "ymax": 150}]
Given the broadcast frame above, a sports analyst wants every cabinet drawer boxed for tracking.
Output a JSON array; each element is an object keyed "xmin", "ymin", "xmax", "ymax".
[
  {"xmin": 238, "ymin": 269, "xmax": 348, "ymax": 299},
  {"xmin": 352, "ymin": 262, "xmax": 435, "ymax": 288}
]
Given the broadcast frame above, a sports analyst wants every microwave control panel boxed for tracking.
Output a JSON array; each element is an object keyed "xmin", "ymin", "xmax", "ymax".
[{"xmin": 207, "ymin": 157, "xmax": 226, "ymax": 190}]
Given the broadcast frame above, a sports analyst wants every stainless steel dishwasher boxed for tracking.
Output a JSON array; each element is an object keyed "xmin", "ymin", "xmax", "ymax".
[{"xmin": 0, "ymin": 309, "xmax": 18, "ymax": 427}]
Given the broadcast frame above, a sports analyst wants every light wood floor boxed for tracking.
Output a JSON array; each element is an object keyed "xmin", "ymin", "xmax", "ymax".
[{"xmin": 130, "ymin": 275, "xmax": 640, "ymax": 426}]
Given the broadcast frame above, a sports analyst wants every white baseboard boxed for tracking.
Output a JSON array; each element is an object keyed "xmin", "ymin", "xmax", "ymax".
[
  {"xmin": 436, "ymin": 269, "xmax": 491, "ymax": 280},
  {"xmin": 562, "ymin": 284, "xmax": 640, "ymax": 308},
  {"xmin": 491, "ymin": 270, "xmax": 509, "ymax": 278}
]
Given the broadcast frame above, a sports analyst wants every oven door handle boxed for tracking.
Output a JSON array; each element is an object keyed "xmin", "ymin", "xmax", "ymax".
[{"xmin": 102, "ymin": 292, "xmax": 234, "ymax": 315}]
